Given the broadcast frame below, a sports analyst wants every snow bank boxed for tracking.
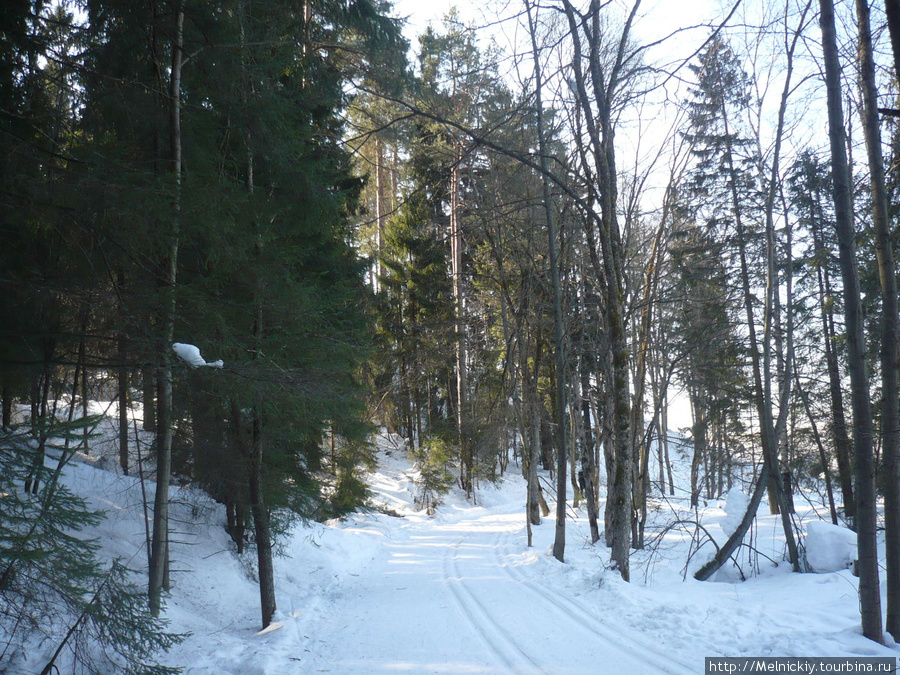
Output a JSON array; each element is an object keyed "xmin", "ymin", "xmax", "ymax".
[{"xmin": 805, "ymin": 520, "xmax": 857, "ymax": 573}]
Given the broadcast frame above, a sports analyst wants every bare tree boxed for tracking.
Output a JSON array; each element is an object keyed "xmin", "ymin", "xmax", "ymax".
[
  {"xmin": 855, "ymin": 0, "xmax": 900, "ymax": 638},
  {"xmin": 559, "ymin": 0, "xmax": 639, "ymax": 581},
  {"xmin": 818, "ymin": 0, "xmax": 883, "ymax": 643},
  {"xmin": 524, "ymin": 0, "xmax": 570, "ymax": 563}
]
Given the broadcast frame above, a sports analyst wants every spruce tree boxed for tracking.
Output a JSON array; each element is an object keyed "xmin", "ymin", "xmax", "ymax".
[
  {"xmin": 0, "ymin": 421, "xmax": 184, "ymax": 674},
  {"xmin": 684, "ymin": 36, "xmax": 800, "ymax": 575},
  {"xmin": 787, "ymin": 150, "xmax": 855, "ymax": 525}
]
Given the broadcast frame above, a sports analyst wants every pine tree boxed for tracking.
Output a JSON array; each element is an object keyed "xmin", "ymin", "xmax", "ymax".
[
  {"xmin": 414, "ymin": 14, "xmax": 510, "ymax": 496},
  {"xmin": 167, "ymin": 0, "xmax": 401, "ymax": 628},
  {"xmin": 376, "ymin": 190, "xmax": 456, "ymax": 452}
]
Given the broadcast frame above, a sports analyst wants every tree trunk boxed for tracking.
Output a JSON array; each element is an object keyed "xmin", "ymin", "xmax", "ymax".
[
  {"xmin": 631, "ymin": 209, "xmax": 667, "ymax": 548},
  {"xmin": 559, "ymin": 0, "xmax": 635, "ymax": 581},
  {"xmin": 25, "ymin": 365, "xmax": 52, "ymax": 495},
  {"xmin": 795, "ymin": 370, "xmax": 839, "ymax": 525},
  {"xmin": 118, "ymin": 274, "xmax": 130, "ymax": 475},
  {"xmin": 240, "ymin": 1, "xmax": 277, "ymax": 627},
  {"xmin": 526, "ymin": 341, "xmax": 542, "ymax": 529},
  {"xmin": 580, "ymin": 360, "xmax": 601, "ymax": 543},
  {"xmin": 818, "ymin": 0, "xmax": 883, "ymax": 642},
  {"xmin": 815, "ymin": 225, "xmax": 855, "ymax": 524},
  {"xmin": 855, "ymin": 0, "xmax": 900, "ymax": 637},
  {"xmin": 149, "ymin": 0, "xmax": 184, "ymax": 616},
  {"xmin": 512, "ymin": 309, "xmax": 541, "ymax": 534},
  {"xmin": 761, "ymin": 5, "xmax": 808, "ymax": 516},
  {"xmin": 689, "ymin": 382, "xmax": 707, "ymax": 509},
  {"xmin": 118, "ymin": 367, "xmax": 129, "ymax": 476},
  {"xmin": 450, "ymin": 147, "xmax": 470, "ymax": 497},
  {"xmin": 526, "ymin": 0, "xmax": 569, "ymax": 562},
  {"xmin": 80, "ymin": 346, "xmax": 89, "ymax": 451},
  {"xmin": 142, "ymin": 367, "xmax": 156, "ymax": 432},
  {"xmin": 1, "ymin": 379, "xmax": 10, "ymax": 432},
  {"xmin": 248, "ymin": 409, "xmax": 276, "ymax": 629},
  {"xmin": 663, "ymin": 400, "xmax": 674, "ymax": 495},
  {"xmin": 722, "ymin": 101, "xmax": 800, "ymax": 571},
  {"xmin": 374, "ymin": 136, "xmax": 385, "ymax": 294},
  {"xmin": 63, "ymin": 339, "xmax": 83, "ymax": 456},
  {"xmin": 527, "ymin": 395, "xmax": 541, "ymax": 529},
  {"xmin": 884, "ymin": 0, "xmax": 900, "ymax": 87},
  {"xmin": 695, "ymin": 461, "xmax": 770, "ymax": 581}
]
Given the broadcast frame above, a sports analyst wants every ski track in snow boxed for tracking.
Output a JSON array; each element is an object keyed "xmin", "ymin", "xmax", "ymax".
[
  {"xmin": 491, "ymin": 529, "xmax": 693, "ymax": 674},
  {"xmin": 444, "ymin": 534, "xmax": 543, "ymax": 673},
  {"xmin": 295, "ymin": 505, "xmax": 696, "ymax": 674},
  {"xmin": 442, "ymin": 518, "xmax": 693, "ymax": 675}
]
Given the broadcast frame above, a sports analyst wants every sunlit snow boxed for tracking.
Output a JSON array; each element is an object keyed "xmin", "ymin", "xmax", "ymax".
[{"xmin": 12, "ymin": 405, "xmax": 900, "ymax": 673}]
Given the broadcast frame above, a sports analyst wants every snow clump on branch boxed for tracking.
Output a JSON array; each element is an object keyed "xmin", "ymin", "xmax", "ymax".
[{"xmin": 173, "ymin": 342, "xmax": 224, "ymax": 369}]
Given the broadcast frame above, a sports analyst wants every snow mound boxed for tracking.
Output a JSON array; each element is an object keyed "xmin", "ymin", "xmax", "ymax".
[
  {"xmin": 805, "ymin": 520, "xmax": 856, "ymax": 573},
  {"xmin": 721, "ymin": 487, "xmax": 750, "ymax": 537}
]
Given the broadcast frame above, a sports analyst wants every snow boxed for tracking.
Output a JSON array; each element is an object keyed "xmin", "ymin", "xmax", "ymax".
[
  {"xmin": 173, "ymin": 342, "xmax": 224, "ymax": 369},
  {"xmin": 8, "ymin": 415, "xmax": 900, "ymax": 674},
  {"xmin": 805, "ymin": 521, "xmax": 857, "ymax": 574},
  {"xmin": 721, "ymin": 486, "xmax": 751, "ymax": 537}
]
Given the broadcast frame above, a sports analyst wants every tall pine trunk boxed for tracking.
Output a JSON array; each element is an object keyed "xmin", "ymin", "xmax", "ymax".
[
  {"xmin": 248, "ymin": 408, "xmax": 276, "ymax": 628},
  {"xmin": 239, "ymin": 1, "xmax": 277, "ymax": 627},
  {"xmin": 142, "ymin": 368, "xmax": 156, "ymax": 432},
  {"xmin": 118, "ymin": 271, "xmax": 129, "ymax": 476}
]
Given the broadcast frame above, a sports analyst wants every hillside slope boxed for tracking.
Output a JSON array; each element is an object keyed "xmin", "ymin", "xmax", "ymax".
[{"xmin": 7, "ymin": 426, "xmax": 899, "ymax": 673}]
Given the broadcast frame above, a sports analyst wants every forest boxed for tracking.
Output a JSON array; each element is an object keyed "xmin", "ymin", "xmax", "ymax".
[{"xmin": 3, "ymin": 0, "xmax": 900, "ymax": 671}]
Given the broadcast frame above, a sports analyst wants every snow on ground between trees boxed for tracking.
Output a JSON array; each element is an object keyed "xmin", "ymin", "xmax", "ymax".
[
  {"xmin": 805, "ymin": 521, "xmax": 857, "ymax": 573},
  {"xmin": 26, "ymin": 421, "xmax": 900, "ymax": 673}
]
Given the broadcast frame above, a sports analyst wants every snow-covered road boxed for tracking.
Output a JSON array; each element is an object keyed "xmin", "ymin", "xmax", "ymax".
[
  {"xmin": 298, "ymin": 505, "xmax": 694, "ymax": 674},
  {"xmin": 137, "ymin": 436, "xmax": 900, "ymax": 674}
]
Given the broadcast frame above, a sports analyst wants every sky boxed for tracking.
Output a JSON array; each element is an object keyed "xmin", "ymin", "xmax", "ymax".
[{"xmin": 390, "ymin": 0, "xmax": 724, "ymax": 55}]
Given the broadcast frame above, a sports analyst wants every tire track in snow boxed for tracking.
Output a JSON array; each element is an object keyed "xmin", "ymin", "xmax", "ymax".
[
  {"xmin": 493, "ymin": 529, "xmax": 694, "ymax": 675},
  {"xmin": 441, "ymin": 532, "xmax": 546, "ymax": 674}
]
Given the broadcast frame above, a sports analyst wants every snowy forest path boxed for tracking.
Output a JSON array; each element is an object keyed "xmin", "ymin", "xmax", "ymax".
[
  {"xmin": 296, "ymin": 503, "xmax": 693, "ymax": 674},
  {"xmin": 491, "ymin": 528, "xmax": 694, "ymax": 674}
]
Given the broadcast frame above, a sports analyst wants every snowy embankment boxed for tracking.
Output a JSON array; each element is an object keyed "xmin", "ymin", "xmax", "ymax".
[{"xmin": 19, "ymin": 423, "xmax": 900, "ymax": 673}]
